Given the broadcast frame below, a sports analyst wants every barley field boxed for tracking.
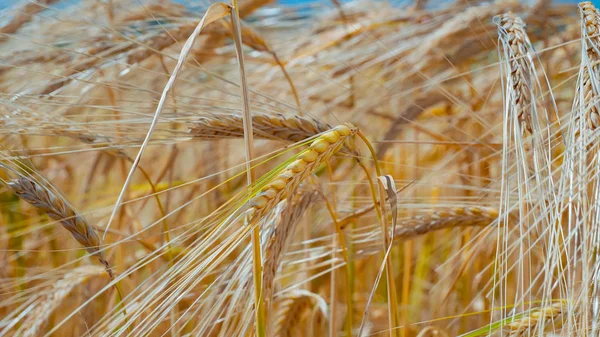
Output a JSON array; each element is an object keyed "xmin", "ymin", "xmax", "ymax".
[{"xmin": 0, "ymin": 0, "xmax": 597, "ymax": 336}]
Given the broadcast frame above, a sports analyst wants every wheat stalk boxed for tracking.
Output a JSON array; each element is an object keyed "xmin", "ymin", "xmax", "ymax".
[
  {"xmin": 6, "ymin": 177, "xmax": 112, "ymax": 276},
  {"xmin": 498, "ymin": 12, "xmax": 533, "ymax": 134},
  {"xmin": 189, "ymin": 113, "xmax": 333, "ymax": 143},
  {"xmin": 248, "ymin": 124, "xmax": 356, "ymax": 223}
]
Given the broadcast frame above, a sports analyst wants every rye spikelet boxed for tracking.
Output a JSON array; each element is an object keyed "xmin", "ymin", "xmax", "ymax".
[
  {"xmin": 6, "ymin": 177, "xmax": 112, "ymax": 276},
  {"xmin": 498, "ymin": 13, "xmax": 533, "ymax": 133},
  {"xmin": 579, "ymin": 1, "xmax": 600, "ymax": 129},
  {"xmin": 248, "ymin": 124, "xmax": 356, "ymax": 223},
  {"xmin": 189, "ymin": 113, "xmax": 333, "ymax": 143},
  {"xmin": 273, "ymin": 290, "xmax": 328, "ymax": 337},
  {"xmin": 504, "ymin": 302, "xmax": 565, "ymax": 336}
]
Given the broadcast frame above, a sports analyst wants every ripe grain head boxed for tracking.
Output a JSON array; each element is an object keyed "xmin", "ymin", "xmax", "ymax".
[
  {"xmin": 189, "ymin": 112, "xmax": 334, "ymax": 143},
  {"xmin": 579, "ymin": 2, "xmax": 600, "ymax": 129},
  {"xmin": 497, "ymin": 12, "xmax": 533, "ymax": 134},
  {"xmin": 5, "ymin": 176, "xmax": 112, "ymax": 276},
  {"xmin": 248, "ymin": 123, "xmax": 357, "ymax": 223}
]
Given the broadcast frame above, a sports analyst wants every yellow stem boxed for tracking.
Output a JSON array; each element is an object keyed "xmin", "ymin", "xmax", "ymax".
[{"xmin": 230, "ymin": 3, "xmax": 265, "ymax": 337}]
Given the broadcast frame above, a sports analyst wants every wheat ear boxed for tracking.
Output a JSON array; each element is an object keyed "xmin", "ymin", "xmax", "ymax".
[
  {"xmin": 189, "ymin": 113, "xmax": 333, "ymax": 143},
  {"xmin": 273, "ymin": 290, "xmax": 328, "ymax": 337},
  {"xmin": 579, "ymin": 2, "xmax": 600, "ymax": 129},
  {"xmin": 498, "ymin": 12, "xmax": 533, "ymax": 133},
  {"xmin": 504, "ymin": 302, "xmax": 565, "ymax": 336},
  {"xmin": 6, "ymin": 177, "xmax": 112, "ymax": 276},
  {"xmin": 248, "ymin": 124, "xmax": 356, "ymax": 223}
]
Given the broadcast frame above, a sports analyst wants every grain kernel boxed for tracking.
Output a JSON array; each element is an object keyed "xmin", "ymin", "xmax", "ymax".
[
  {"xmin": 299, "ymin": 150, "xmax": 318, "ymax": 162},
  {"xmin": 279, "ymin": 170, "xmax": 294, "ymax": 180},
  {"xmin": 311, "ymin": 139, "xmax": 329, "ymax": 153},
  {"xmin": 268, "ymin": 178, "xmax": 287, "ymax": 190},
  {"xmin": 322, "ymin": 130, "xmax": 340, "ymax": 143},
  {"xmin": 253, "ymin": 196, "xmax": 269, "ymax": 209},
  {"xmin": 262, "ymin": 188, "xmax": 277, "ymax": 199},
  {"xmin": 289, "ymin": 160, "xmax": 307, "ymax": 173},
  {"xmin": 335, "ymin": 125, "xmax": 351, "ymax": 136}
]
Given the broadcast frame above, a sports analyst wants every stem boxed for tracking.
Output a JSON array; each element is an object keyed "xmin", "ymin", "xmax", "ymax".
[{"xmin": 230, "ymin": 4, "xmax": 266, "ymax": 337}]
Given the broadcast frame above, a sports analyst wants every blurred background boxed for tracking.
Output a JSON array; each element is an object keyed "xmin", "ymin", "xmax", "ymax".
[{"xmin": 1, "ymin": 0, "xmax": 591, "ymax": 10}]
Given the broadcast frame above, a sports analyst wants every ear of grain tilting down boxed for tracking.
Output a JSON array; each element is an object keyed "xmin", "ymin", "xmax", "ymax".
[
  {"xmin": 579, "ymin": 2, "xmax": 600, "ymax": 130},
  {"xmin": 5, "ymin": 176, "xmax": 112, "ymax": 276},
  {"xmin": 248, "ymin": 124, "xmax": 357, "ymax": 223}
]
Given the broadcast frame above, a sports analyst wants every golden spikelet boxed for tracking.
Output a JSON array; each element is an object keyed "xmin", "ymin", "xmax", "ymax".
[
  {"xmin": 579, "ymin": 2, "xmax": 600, "ymax": 129},
  {"xmin": 6, "ymin": 177, "xmax": 112, "ymax": 276},
  {"xmin": 339, "ymin": 205, "xmax": 505, "ymax": 235},
  {"xmin": 248, "ymin": 124, "xmax": 356, "ymax": 223},
  {"xmin": 498, "ymin": 12, "xmax": 533, "ymax": 133},
  {"xmin": 394, "ymin": 206, "xmax": 506, "ymax": 240},
  {"xmin": 354, "ymin": 207, "xmax": 509, "ymax": 257},
  {"xmin": 189, "ymin": 113, "xmax": 333, "ymax": 143}
]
